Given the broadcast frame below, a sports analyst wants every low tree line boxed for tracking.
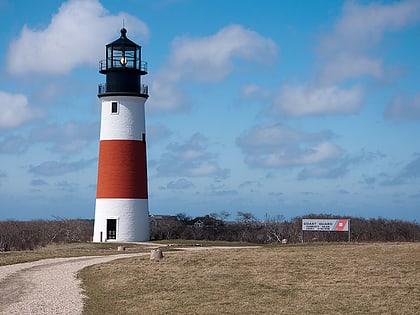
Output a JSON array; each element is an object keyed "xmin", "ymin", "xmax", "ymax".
[
  {"xmin": 151, "ymin": 212, "xmax": 420, "ymax": 244},
  {"xmin": 0, "ymin": 213, "xmax": 418, "ymax": 251},
  {"xmin": 0, "ymin": 218, "xmax": 93, "ymax": 251}
]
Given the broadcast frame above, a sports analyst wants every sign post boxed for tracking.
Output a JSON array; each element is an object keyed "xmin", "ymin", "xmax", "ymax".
[{"xmin": 302, "ymin": 219, "xmax": 350, "ymax": 242}]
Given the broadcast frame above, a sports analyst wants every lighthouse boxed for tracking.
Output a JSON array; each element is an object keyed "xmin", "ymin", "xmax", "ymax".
[{"xmin": 93, "ymin": 28, "xmax": 150, "ymax": 242}]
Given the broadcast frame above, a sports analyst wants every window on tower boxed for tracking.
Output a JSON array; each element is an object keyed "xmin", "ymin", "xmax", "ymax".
[{"xmin": 111, "ymin": 102, "xmax": 118, "ymax": 114}]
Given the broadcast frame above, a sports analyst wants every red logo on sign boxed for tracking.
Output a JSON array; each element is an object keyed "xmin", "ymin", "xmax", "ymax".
[{"xmin": 334, "ymin": 219, "xmax": 348, "ymax": 231}]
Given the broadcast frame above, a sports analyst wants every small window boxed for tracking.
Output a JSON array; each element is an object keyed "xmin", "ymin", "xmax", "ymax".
[{"xmin": 111, "ymin": 102, "xmax": 118, "ymax": 114}]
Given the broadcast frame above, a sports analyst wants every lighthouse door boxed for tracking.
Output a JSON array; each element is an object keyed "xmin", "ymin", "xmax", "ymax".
[{"xmin": 107, "ymin": 219, "xmax": 117, "ymax": 240}]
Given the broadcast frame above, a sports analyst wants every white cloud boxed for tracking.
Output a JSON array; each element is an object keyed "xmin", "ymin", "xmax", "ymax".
[
  {"xmin": 316, "ymin": 0, "xmax": 420, "ymax": 85},
  {"xmin": 28, "ymin": 158, "xmax": 96, "ymax": 176},
  {"xmin": 0, "ymin": 135, "xmax": 27, "ymax": 154},
  {"xmin": 299, "ymin": 142, "xmax": 341, "ymax": 165},
  {"xmin": 167, "ymin": 24, "xmax": 278, "ymax": 82},
  {"xmin": 298, "ymin": 149, "xmax": 385, "ymax": 180},
  {"xmin": 185, "ymin": 162, "xmax": 224, "ymax": 177},
  {"xmin": 30, "ymin": 121, "xmax": 99, "ymax": 153},
  {"xmin": 298, "ymin": 166, "xmax": 344, "ymax": 180},
  {"xmin": 272, "ymin": 84, "xmax": 364, "ymax": 116},
  {"xmin": 317, "ymin": 53, "xmax": 384, "ymax": 84},
  {"xmin": 164, "ymin": 178, "xmax": 194, "ymax": 190},
  {"xmin": 0, "ymin": 91, "xmax": 43, "ymax": 128},
  {"xmin": 149, "ymin": 24, "xmax": 278, "ymax": 112},
  {"xmin": 237, "ymin": 123, "xmax": 327, "ymax": 148},
  {"xmin": 379, "ymin": 155, "xmax": 420, "ymax": 185},
  {"xmin": 240, "ymin": 84, "xmax": 271, "ymax": 102},
  {"xmin": 318, "ymin": 0, "xmax": 420, "ymax": 55},
  {"xmin": 269, "ymin": 1, "xmax": 420, "ymax": 119},
  {"xmin": 156, "ymin": 133, "xmax": 229, "ymax": 178},
  {"xmin": 7, "ymin": 0, "xmax": 148, "ymax": 75},
  {"xmin": 148, "ymin": 79, "xmax": 190, "ymax": 113},
  {"xmin": 385, "ymin": 93, "xmax": 420, "ymax": 120},
  {"xmin": 147, "ymin": 123, "xmax": 172, "ymax": 143},
  {"xmin": 237, "ymin": 123, "xmax": 341, "ymax": 168},
  {"xmin": 241, "ymin": 84, "xmax": 261, "ymax": 98}
]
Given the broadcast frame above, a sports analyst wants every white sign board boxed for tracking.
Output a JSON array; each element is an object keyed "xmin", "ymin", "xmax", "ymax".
[{"xmin": 302, "ymin": 219, "xmax": 349, "ymax": 231}]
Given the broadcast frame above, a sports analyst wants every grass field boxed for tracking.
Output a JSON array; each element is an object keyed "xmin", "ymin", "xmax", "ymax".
[
  {"xmin": 79, "ymin": 242, "xmax": 420, "ymax": 314},
  {"xmin": 0, "ymin": 242, "xmax": 153, "ymax": 266}
]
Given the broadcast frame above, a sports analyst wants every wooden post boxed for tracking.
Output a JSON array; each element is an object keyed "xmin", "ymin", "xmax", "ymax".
[{"xmin": 348, "ymin": 219, "xmax": 351, "ymax": 242}]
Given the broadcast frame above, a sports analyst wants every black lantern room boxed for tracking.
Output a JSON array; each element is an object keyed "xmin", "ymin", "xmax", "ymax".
[{"xmin": 98, "ymin": 28, "xmax": 148, "ymax": 97}]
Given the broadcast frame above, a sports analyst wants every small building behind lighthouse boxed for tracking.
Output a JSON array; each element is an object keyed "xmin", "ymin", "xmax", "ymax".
[{"xmin": 93, "ymin": 28, "xmax": 150, "ymax": 242}]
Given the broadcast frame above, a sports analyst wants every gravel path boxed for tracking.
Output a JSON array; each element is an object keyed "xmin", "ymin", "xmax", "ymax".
[
  {"xmin": 0, "ymin": 246, "xmax": 259, "ymax": 314},
  {"xmin": 0, "ymin": 253, "xmax": 148, "ymax": 315}
]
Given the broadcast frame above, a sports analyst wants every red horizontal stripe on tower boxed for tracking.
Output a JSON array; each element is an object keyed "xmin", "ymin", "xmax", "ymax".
[{"xmin": 96, "ymin": 140, "xmax": 148, "ymax": 199}]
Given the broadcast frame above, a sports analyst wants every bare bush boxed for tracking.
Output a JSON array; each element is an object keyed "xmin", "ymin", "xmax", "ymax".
[
  {"xmin": 1, "ymin": 213, "xmax": 418, "ymax": 251},
  {"xmin": 0, "ymin": 219, "xmax": 93, "ymax": 251},
  {"xmin": 149, "ymin": 212, "xmax": 420, "ymax": 244}
]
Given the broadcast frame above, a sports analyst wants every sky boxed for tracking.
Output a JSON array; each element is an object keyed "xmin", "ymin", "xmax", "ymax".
[{"xmin": 0, "ymin": 0, "xmax": 419, "ymax": 222}]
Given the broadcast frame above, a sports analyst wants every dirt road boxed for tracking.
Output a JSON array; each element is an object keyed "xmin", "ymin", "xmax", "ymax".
[
  {"xmin": 0, "ymin": 253, "xmax": 148, "ymax": 315},
  {"xmin": 0, "ymin": 246, "xmax": 259, "ymax": 314}
]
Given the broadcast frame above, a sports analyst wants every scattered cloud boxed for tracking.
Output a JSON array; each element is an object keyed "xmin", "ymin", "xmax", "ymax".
[
  {"xmin": 360, "ymin": 175, "xmax": 376, "ymax": 186},
  {"xmin": 166, "ymin": 24, "xmax": 278, "ymax": 82},
  {"xmin": 30, "ymin": 122, "xmax": 99, "ymax": 153},
  {"xmin": 400, "ymin": 156, "xmax": 420, "ymax": 179},
  {"xmin": 163, "ymin": 178, "xmax": 194, "ymax": 190},
  {"xmin": 0, "ymin": 91, "xmax": 43, "ymax": 128},
  {"xmin": 147, "ymin": 123, "xmax": 173, "ymax": 143},
  {"xmin": 298, "ymin": 165, "xmax": 348, "ymax": 180},
  {"xmin": 313, "ymin": 0, "xmax": 420, "ymax": 124},
  {"xmin": 272, "ymin": 84, "xmax": 364, "ymax": 116},
  {"xmin": 149, "ymin": 24, "xmax": 278, "ymax": 112},
  {"xmin": 270, "ymin": 0, "xmax": 420, "ymax": 119},
  {"xmin": 0, "ymin": 135, "xmax": 28, "ymax": 154},
  {"xmin": 239, "ymin": 180, "xmax": 261, "ymax": 189},
  {"xmin": 0, "ymin": 121, "xmax": 98, "ymax": 156},
  {"xmin": 376, "ymin": 155, "xmax": 420, "ymax": 186},
  {"xmin": 6, "ymin": 0, "xmax": 148, "ymax": 75},
  {"xmin": 237, "ymin": 123, "xmax": 341, "ymax": 168},
  {"xmin": 31, "ymin": 179, "xmax": 49, "ymax": 186},
  {"xmin": 385, "ymin": 93, "xmax": 420, "ymax": 120},
  {"xmin": 55, "ymin": 180, "xmax": 79, "ymax": 192},
  {"xmin": 28, "ymin": 158, "xmax": 96, "ymax": 176},
  {"xmin": 239, "ymin": 84, "xmax": 271, "ymax": 103},
  {"xmin": 148, "ymin": 80, "xmax": 191, "ymax": 113},
  {"xmin": 317, "ymin": 53, "xmax": 384, "ymax": 85},
  {"xmin": 31, "ymin": 82, "xmax": 66, "ymax": 104},
  {"xmin": 156, "ymin": 133, "xmax": 229, "ymax": 178},
  {"xmin": 337, "ymin": 189, "xmax": 350, "ymax": 195},
  {"xmin": 209, "ymin": 185, "xmax": 238, "ymax": 196},
  {"xmin": 313, "ymin": 0, "xmax": 420, "ymax": 118},
  {"xmin": 298, "ymin": 149, "xmax": 385, "ymax": 180},
  {"xmin": 318, "ymin": 1, "xmax": 420, "ymax": 56}
]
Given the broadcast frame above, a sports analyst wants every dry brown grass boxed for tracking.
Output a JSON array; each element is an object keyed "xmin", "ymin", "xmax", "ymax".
[
  {"xmin": 0, "ymin": 242, "xmax": 152, "ymax": 266},
  {"xmin": 80, "ymin": 242, "xmax": 420, "ymax": 314}
]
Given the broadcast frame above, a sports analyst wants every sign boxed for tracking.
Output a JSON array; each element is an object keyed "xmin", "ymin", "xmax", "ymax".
[{"xmin": 302, "ymin": 219, "xmax": 349, "ymax": 231}]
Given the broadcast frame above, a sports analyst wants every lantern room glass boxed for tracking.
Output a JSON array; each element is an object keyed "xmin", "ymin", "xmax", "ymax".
[{"xmin": 106, "ymin": 43, "xmax": 140, "ymax": 69}]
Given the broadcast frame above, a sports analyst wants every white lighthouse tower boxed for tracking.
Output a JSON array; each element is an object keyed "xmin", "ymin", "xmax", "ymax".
[{"xmin": 93, "ymin": 28, "xmax": 150, "ymax": 242}]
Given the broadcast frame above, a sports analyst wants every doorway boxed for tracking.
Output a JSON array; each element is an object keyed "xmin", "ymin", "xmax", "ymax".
[{"xmin": 107, "ymin": 219, "xmax": 117, "ymax": 240}]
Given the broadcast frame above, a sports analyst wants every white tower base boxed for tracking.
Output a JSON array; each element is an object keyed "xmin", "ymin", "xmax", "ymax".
[{"xmin": 93, "ymin": 199, "xmax": 149, "ymax": 242}]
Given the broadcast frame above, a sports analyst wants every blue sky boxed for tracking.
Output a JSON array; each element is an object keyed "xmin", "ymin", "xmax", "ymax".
[{"xmin": 0, "ymin": 0, "xmax": 419, "ymax": 222}]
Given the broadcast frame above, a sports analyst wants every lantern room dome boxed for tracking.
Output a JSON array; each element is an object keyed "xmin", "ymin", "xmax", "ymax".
[
  {"xmin": 98, "ymin": 28, "xmax": 148, "ymax": 97},
  {"xmin": 107, "ymin": 28, "xmax": 137, "ymax": 49},
  {"xmin": 99, "ymin": 28, "xmax": 147, "ymax": 75}
]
